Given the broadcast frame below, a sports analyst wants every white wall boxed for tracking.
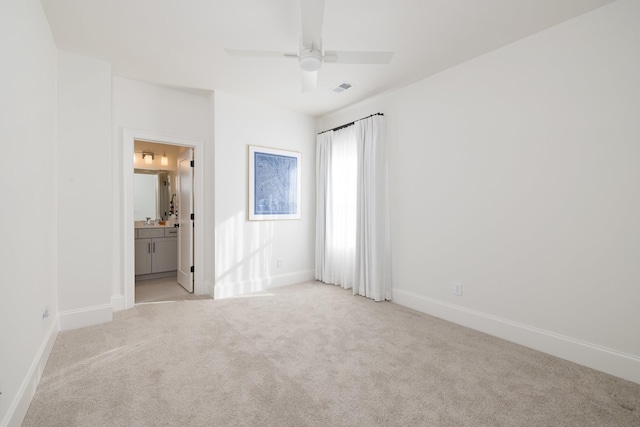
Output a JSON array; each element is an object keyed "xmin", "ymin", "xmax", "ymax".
[
  {"xmin": 111, "ymin": 77, "xmax": 214, "ymax": 303},
  {"xmin": 0, "ymin": 1, "xmax": 59, "ymax": 425},
  {"xmin": 214, "ymin": 91, "xmax": 316, "ymax": 297},
  {"xmin": 57, "ymin": 52, "xmax": 113, "ymax": 330},
  {"xmin": 319, "ymin": 0, "xmax": 640, "ymax": 383}
]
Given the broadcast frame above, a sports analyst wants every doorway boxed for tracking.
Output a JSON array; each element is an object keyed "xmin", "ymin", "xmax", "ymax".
[
  {"xmin": 122, "ymin": 129, "xmax": 205, "ymax": 310},
  {"xmin": 132, "ymin": 141, "xmax": 193, "ymax": 302}
]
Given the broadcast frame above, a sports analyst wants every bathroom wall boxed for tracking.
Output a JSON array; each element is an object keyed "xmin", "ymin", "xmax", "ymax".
[
  {"xmin": 133, "ymin": 140, "xmax": 181, "ymax": 172},
  {"xmin": 133, "ymin": 141, "xmax": 179, "ymax": 220}
]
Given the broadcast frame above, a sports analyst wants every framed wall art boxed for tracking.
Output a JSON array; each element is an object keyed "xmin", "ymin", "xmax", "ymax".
[{"xmin": 248, "ymin": 145, "xmax": 301, "ymax": 220}]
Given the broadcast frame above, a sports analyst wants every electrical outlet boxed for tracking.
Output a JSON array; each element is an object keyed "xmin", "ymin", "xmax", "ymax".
[
  {"xmin": 277, "ymin": 258, "xmax": 283, "ymax": 269},
  {"xmin": 453, "ymin": 282, "xmax": 463, "ymax": 296}
]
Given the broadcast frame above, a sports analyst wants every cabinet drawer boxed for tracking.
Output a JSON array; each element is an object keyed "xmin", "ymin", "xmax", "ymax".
[
  {"xmin": 164, "ymin": 228, "xmax": 178, "ymax": 237},
  {"xmin": 136, "ymin": 228, "xmax": 165, "ymax": 239}
]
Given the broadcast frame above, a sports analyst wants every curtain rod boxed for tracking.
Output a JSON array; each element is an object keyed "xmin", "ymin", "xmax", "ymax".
[{"xmin": 317, "ymin": 112, "xmax": 384, "ymax": 135}]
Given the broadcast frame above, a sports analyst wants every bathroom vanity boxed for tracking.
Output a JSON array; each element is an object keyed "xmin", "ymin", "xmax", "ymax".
[{"xmin": 134, "ymin": 226, "xmax": 178, "ymax": 277}]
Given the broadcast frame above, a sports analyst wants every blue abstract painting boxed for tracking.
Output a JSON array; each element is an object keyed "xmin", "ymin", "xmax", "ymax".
[{"xmin": 249, "ymin": 146, "xmax": 301, "ymax": 220}]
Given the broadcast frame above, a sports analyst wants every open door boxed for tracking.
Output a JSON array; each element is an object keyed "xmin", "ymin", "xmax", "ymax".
[{"xmin": 177, "ymin": 148, "xmax": 194, "ymax": 292}]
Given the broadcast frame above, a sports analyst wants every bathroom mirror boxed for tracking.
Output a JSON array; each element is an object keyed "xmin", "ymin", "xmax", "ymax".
[{"xmin": 133, "ymin": 169, "xmax": 175, "ymax": 221}]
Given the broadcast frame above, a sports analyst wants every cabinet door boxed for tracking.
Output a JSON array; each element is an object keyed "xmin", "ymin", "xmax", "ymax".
[
  {"xmin": 152, "ymin": 237, "xmax": 178, "ymax": 273},
  {"xmin": 135, "ymin": 238, "xmax": 152, "ymax": 275}
]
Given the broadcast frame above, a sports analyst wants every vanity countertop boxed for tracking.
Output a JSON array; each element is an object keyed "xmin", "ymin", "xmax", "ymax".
[{"xmin": 134, "ymin": 222, "xmax": 177, "ymax": 229}]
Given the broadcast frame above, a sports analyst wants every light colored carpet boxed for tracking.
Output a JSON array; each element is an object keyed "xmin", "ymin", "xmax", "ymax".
[
  {"xmin": 135, "ymin": 276, "xmax": 211, "ymax": 303},
  {"xmin": 23, "ymin": 282, "xmax": 639, "ymax": 426}
]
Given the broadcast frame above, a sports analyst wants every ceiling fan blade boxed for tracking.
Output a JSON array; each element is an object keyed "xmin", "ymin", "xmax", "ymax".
[
  {"xmin": 300, "ymin": 0, "xmax": 325, "ymax": 50},
  {"xmin": 323, "ymin": 50, "xmax": 394, "ymax": 64},
  {"xmin": 225, "ymin": 48, "xmax": 296, "ymax": 59},
  {"xmin": 301, "ymin": 70, "xmax": 317, "ymax": 93}
]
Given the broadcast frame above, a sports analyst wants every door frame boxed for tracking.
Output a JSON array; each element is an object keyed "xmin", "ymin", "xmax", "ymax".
[{"xmin": 122, "ymin": 129, "xmax": 205, "ymax": 309}]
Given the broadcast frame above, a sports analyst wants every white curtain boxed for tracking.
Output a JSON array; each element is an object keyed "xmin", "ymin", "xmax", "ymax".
[
  {"xmin": 315, "ymin": 114, "xmax": 391, "ymax": 301},
  {"xmin": 354, "ymin": 115, "xmax": 391, "ymax": 301},
  {"xmin": 315, "ymin": 131, "xmax": 331, "ymax": 281},
  {"xmin": 315, "ymin": 126, "xmax": 357, "ymax": 288}
]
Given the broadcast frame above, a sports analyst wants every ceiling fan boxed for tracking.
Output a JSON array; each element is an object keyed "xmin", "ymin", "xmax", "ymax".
[{"xmin": 225, "ymin": 0, "xmax": 394, "ymax": 93}]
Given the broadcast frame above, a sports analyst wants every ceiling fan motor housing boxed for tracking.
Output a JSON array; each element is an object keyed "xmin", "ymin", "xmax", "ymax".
[{"xmin": 299, "ymin": 49, "xmax": 323, "ymax": 72}]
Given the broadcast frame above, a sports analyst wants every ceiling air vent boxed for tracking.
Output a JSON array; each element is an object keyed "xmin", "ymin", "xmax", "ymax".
[{"xmin": 331, "ymin": 82, "xmax": 352, "ymax": 93}]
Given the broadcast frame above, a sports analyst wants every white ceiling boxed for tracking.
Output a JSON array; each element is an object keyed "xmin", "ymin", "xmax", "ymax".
[{"xmin": 41, "ymin": 0, "xmax": 615, "ymax": 117}]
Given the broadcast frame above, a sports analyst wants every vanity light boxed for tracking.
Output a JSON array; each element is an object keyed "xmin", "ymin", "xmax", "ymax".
[
  {"xmin": 161, "ymin": 153, "xmax": 168, "ymax": 166},
  {"xmin": 143, "ymin": 152, "xmax": 154, "ymax": 164}
]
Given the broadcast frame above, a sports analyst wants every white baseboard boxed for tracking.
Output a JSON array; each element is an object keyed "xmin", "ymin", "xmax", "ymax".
[
  {"xmin": 59, "ymin": 303, "xmax": 113, "ymax": 331},
  {"xmin": 2, "ymin": 315, "xmax": 59, "ymax": 427},
  {"xmin": 393, "ymin": 289, "xmax": 640, "ymax": 385},
  {"xmin": 111, "ymin": 294, "xmax": 125, "ymax": 312},
  {"xmin": 214, "ymin": 270, "xmax": 315, "ymax": 299}
]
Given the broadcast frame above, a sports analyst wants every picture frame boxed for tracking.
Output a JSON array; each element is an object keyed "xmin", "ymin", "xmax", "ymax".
[{"xmin": 248, "ymin": 145, "xmax": 301, "ymax": 220}]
